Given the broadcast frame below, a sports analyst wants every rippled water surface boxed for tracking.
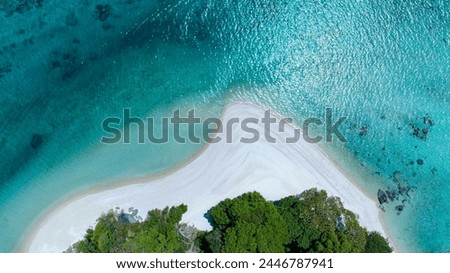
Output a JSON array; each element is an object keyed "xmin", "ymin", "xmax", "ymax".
[{"xmin": 0, "ymin": 0, "xmax": 448, "ymax": 252}]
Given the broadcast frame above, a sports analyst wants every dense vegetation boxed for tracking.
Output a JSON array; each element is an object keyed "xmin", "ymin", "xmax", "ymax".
[
  {"xmin": 198, "ymin": 191, "xmax": 289, "ymax": 253},
  {"xmin": 74, "ymin": 205, "xmax": 191, "ymax": 253},
  {"xmin": 198, "ymin": 189, "xmax": 391, "ymax": 253},
  {"xmin": 73, "ymin": 189, "xmax": 392, "ymax": 253}
]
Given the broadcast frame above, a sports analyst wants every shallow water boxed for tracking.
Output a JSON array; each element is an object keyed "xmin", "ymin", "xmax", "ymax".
[{"xmin": 0, "ymin": 0, "xmax": 448, "ymax": 252}]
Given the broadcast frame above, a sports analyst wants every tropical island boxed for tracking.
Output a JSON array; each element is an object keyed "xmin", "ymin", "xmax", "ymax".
[
  {"xmin": 71, "ymin": 189, "xmax": 391, "ymax": 253},
  {"xmin": 22, "ymin": 103, "xmax": 388, "ymax": 253}
]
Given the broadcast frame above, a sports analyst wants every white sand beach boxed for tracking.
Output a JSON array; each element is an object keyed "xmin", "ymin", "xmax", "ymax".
[{"xmin": 22, "ymin": 102, "xmax": 386, "ymax": 252}]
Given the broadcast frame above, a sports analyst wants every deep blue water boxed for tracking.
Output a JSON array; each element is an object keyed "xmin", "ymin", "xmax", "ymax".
[{"xmin": 0, "ymin": 0, "xmax": 448, "ymax": 252}]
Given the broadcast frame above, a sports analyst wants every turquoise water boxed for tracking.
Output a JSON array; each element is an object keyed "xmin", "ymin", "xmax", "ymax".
[{"xmin": 0, "ymin": 0, "xmax": 448, "ymax": 252}]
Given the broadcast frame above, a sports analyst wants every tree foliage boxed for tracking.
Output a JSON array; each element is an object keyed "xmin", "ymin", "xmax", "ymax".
[
  {"xmin": 198, "ymin": 189, "xmax": 391, "ymax": 253},
  {"xmin": 75, "ymin": 189, "xmax": 392, "ymax": 253},
  {"xmin": 202, "ymin": 192, "xmax": 289, "ymax": 253},
  {"xmin": 75, "ymin": 205, "xmax": 188, "ymax": 253},
  {"xmin": 277, "ymin": 189, "xmax": 367, "ymax": 253},
  {"xmin": 364, "ymin": 231, "xmax": 393, "ymax": 253}
]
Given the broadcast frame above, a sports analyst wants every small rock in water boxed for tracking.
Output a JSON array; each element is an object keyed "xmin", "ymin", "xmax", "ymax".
[
  {"xmin": 423, "ymin": 116, "xmax": 433, "ymax": 126},
  {"xmin": 359, "ymin": 126, "xmax": 367, "ymax": 136},
  {"xmin": 410, "ymin": 123, "xmax": 430, "ymax": 140},
  {"xmin": 395, "ymin": 205, "xmax": 404, "ymax": 213},
  {"xmin": 30, "ymin": 134, "xmax": 43, "ymax": 149},
  {"xmin": 431, "ymin": 167, "xmax": 438, "ymax": 175},
  {"xmin": 417, "ymin": 159, "xmax": 424, "ymax": 165},
  {"xmin": 377, "ymin": 189, "xmax": 388, "ymax": 205},
  {"xmin": 386, "ymin": 190, "xmax": 397, "ymax": 202}
]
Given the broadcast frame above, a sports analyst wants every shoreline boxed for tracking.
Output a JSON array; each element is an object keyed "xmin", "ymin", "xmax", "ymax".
[{"xmin": 21, "ymin": 102, "xmax": 392, "ymax": 252}]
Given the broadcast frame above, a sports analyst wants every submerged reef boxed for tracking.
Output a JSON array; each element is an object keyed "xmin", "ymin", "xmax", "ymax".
[
  {"xmin": 0, "ymin": 62, "xmax": 12, "ymax": 78},
  {"xmin": 0, "ymin": 0, "xmax": 43, "ymax": 17},
  {"xmin": 30, "ymin": 134, "xmax": 43, "ymax": 150},
  {"xmin": 409, "ymin": 115, "xmax": 434, "ymax": 141},
  {"xmin": 94, "ymin": 4, "xmax": 112, "ymax": 22},
  {"xmin": 377, "ymin": 171, "xmax": 414, "ymax": 215}
]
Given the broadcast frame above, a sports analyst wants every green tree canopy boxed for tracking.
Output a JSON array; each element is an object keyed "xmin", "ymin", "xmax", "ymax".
[
  {"xmin": 202, "ymin": 192, "xmax": 289, "ymax": 253},
  {"xmin": 75, "ymin": 189, "xmax": 392, "ymax": 254},
  {"xmin": 75, "ymin": 205, "xmax": 188, "ymax": 253},
  {"xmin": 277, "ymin": 188, "xmax": 367, "ymax": 253},
  {"xmin": 364, "ymin": 231, "xmax": 393, "ymax": 253}
]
